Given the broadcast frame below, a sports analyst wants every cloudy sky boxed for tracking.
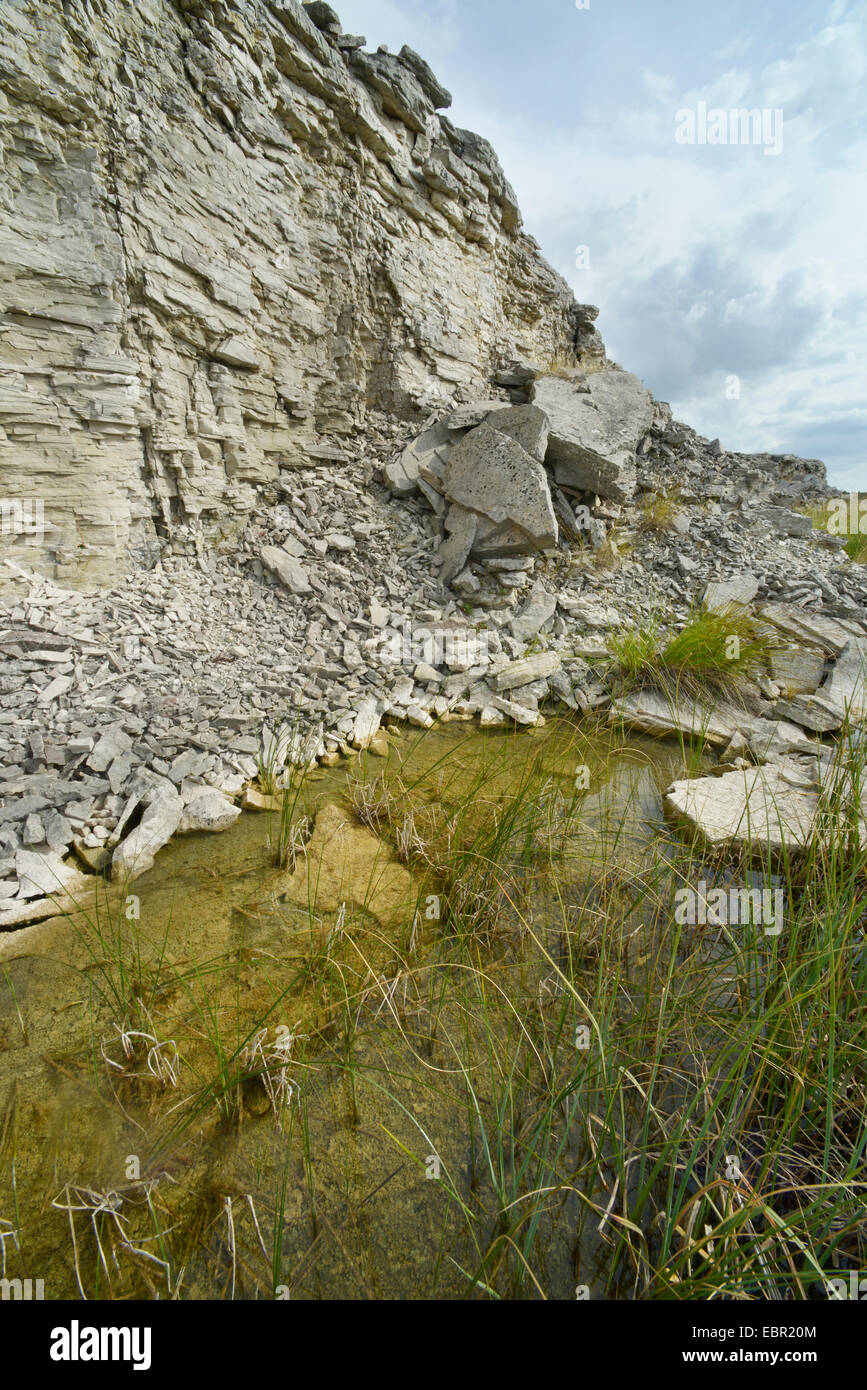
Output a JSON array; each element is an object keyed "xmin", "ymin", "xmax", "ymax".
[{"xmin": 333, "ymin": 0, "xmax": 866, "ymax": 488}]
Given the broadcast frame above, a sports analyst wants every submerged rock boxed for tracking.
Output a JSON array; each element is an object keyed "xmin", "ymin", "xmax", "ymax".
[
  {"xmin": 0, "ymin": 849, "xmax": 94, "ymax": 928},
  {"xmin": 280, "ymin": 802, "xmax": 416, "ymax": 929}
]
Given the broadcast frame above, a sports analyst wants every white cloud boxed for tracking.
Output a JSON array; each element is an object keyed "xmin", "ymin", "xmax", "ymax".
[
  {"xmin": 329, "ymin": 0, "xmax": 866, "ymax": 485},
  {"xmin": 449, "ymin": 1, "xmax": 867, "ymax": 485}
]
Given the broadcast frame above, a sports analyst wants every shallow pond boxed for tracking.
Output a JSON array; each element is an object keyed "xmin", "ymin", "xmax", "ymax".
[{"xmin": 0, "ymin": 718, "xmax": 718, "ymax": 1299}]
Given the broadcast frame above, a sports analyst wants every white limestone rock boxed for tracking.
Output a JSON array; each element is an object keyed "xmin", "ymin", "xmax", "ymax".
[
  {"xmin": 179, "ymin": 789, "xmax": 241, "ymax": 834},
  {"xmin": 444, "ymin": 424, "xmax": 558, "ymax": 552},
  {"xmin": 613, "ymin": 691, "xmax": 758, "ymax": 748},
  {"xmin": 532, "ymin": 369, "xmax": 653, "ymax": 502},
  {"xmin": 111, "ymin": 777, "xmax": 183, "ymax": 882},
  {"xmin": 261, "ymin": 546, "xmax": 312, "ymax": 596},
  {"xmin": 664, "ymin": 766, "xmax": 820, "ymax": 854}
]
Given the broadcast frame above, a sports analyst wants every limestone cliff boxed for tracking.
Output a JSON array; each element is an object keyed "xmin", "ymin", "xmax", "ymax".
[{"xmin": 0, "ymin": 0, "xmax": 601, "ymax": 586}]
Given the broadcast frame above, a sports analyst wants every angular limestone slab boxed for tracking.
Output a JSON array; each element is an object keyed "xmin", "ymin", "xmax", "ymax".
[
  {"xmin": 768, "ymin": 648, "xmax": 826, "ymax": 696},
  {"xmin": 112, "ymin": 779, "xmax": 183, "ymax": 882},
  {"xmin": 664, "ymin": 766, "xmax": 818, "ymax": 854},
  {"xmin": 444, "ymin": 423, "xmax": 558, "ymax": 549},
  {"xmin": 774, "ymin": 694, "xmax": 845, "ymax": 734},
  {"xmin": 352, "ymin": 698, "xmax": 382, "ymax": 750},
  {"xmin": 384, "ymin": 421, "xmax": 456, "ymax": 496},
  {"xmin": 442, "ymin": 401, "xmax": 509, "ymax": 431},
  {"xmin": 438, "ymin": 503, "xmax": 478, "ymax": 585},
  {"xmin": 490, "ymin": 695, "xmax": 539, "ymax": 725},
  {"xmin": 704, "ymin": 574, "xmax": 758, "ymax": 613},
  {"xmin": 510, "ymin": 587, "xmax": 558, "ymax": 642},
  {"xmin": 612, "ymin": 690, "xmax": 757, "ymax": 748},
  {"xmin": 821, "ymin": 637, "xmax": 867, "ymax": 719},
  {"xmin": 533, "ymin": 369, "xmax": 653, "ymax": 503},
  {"xmin": 261, "ymin": 545, "xmax": 311, "ymax": 595},
  {"xmin": 179, "ymin": 790, "xmax": 241, "ymax": 834},
  {"xmin": 745, "ymin": 718, "xmax": 821, "ymax": 763},
  {"xmin": 757, "ymin": 603, "xmax": 852, "ymax": 657},
  {"xmin": 486, "ymin": 404, "xmax": 550, "ymax": 463},
  {"xmin": 471, "ymin": 519, "xmax": 542, "ymax": 558},
  {"xmin": 776, "ymin": 638, "xmax": 867, "ymax": 733},
  {"xmin": 494, "ymin": 652, "xmax": 561, "ymax": 691}
]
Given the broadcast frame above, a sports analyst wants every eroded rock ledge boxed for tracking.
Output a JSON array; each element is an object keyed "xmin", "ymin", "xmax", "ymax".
[{"xmin": 0, "ymin": 0, "xmax": 602, "ymax": 587}]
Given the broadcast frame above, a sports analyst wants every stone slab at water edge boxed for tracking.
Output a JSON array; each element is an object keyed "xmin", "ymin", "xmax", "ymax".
[{"xmin": 664, "ymin": 763, "xmax": 867, "ymax": 855}]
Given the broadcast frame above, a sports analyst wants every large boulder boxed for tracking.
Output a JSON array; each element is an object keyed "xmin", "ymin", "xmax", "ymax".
[
  {"xmin": 443, "ymin": 423, "xmax": 558, "ymax": 551},
  {"xmin": 532, "ymin": 369, "xmax": 654, "ymax": 502},
  {"xmin": 487, "ymin": 404, "xmax": 549, "ymax": 463}
]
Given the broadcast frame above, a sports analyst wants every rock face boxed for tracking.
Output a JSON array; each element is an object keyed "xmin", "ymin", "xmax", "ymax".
[
  {"xmin": 1, "ymin": 0, "xmax": 862, "ymax": 919},
  {"xmin": 532, "ymin": 369, "xmax": 654, "ymax": 502},
  {"xmin": 0, "ymin": 0, "xmax": 601, "ymax": 589}
]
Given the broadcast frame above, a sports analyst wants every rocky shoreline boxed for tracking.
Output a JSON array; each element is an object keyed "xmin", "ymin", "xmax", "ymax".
[{"xmin": 3, "ymin": 364, "xmax": 865, "ymax": 928}]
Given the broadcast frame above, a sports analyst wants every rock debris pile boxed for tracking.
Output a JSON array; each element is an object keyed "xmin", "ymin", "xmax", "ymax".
[{"xmin": 1, "ymin": 1, "xmax": 865, "ymax": 922}]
